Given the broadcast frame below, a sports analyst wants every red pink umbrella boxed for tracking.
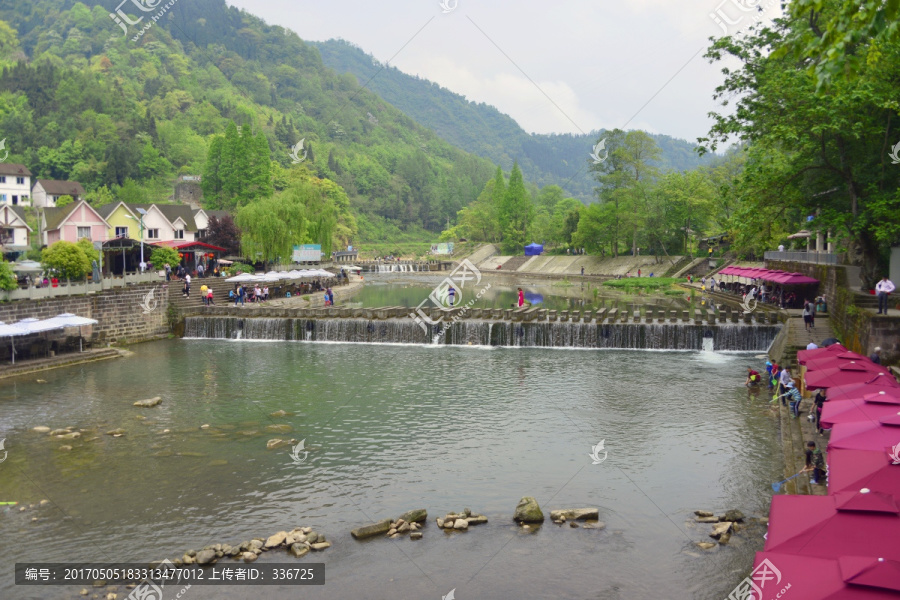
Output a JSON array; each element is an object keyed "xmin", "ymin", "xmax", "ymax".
[
  {"xmin": 764, "ymin": 493, "xmax": 900, "ymax": 559},
  {"xmin": 828, "ymin": 448, "xmax": 900, "ymax": 497},
  {"xmin": 805, "ymin": 363, "xmax": 894, "ymax": 390},
  {"xmin": 804, "ymin": 352, "xmax": 870, "ymax": 372},
  {"xmin": 798, "ymin": 343, "xmax": 848, "ymax": 365},
  {"xmin": 828, "ymin": 421, "xmax": 900, "ymax": 452},
  {"xmin": 750, "ymin": 552, "xmax": 900, "ymax": 599},
  {"xmin": 820, "ymin": 398, "xmax": 900, "ymax": 429},
  {"xmin": 825, "ymin": 378, "xmax": 900, "ymax": 401}
]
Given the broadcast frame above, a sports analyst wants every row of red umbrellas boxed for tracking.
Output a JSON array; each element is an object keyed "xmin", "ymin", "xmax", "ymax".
[
  {"xmin": 746, "ymin": 344, "xmax": 900, "ymax": 599},
  {"xmin": 717, "ymin": 266, "xmax": 820, "ymax": 285}
]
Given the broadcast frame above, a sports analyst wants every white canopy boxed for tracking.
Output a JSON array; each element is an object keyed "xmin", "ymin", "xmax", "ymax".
[
  {"xmin": 46, "ymin": 313, "xmax": 99, "ymax": 328},
  {"xmin": 15, "ymin": 318, "xmax": 65, "ymax": 334},
  {"xmin": 225, "ymin": 269, "xmax": 337, "ymax": 283},
  {"xmin": 0, "ymin": 321, "xmax": 29, "ymax": 337}
]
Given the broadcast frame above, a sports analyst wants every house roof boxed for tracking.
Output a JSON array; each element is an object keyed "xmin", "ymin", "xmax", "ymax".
[
  {"xmin": 42, "ymin": 206, "xmax": 71, "ymax": 231},
  {"xmin": 155, "ymin": 240, "xmax": 227, "ymax": 252},
  {"xmin": 195, "ymin": 208, "xmax": 230, "ymax": 220},
  {"xmin": 96, "ymin": 202, "xmax": 129, "ymax": 220},
  {"xmin": 42, "ymin": 200, "xmax": 107, "ymax": 232},
  {"xmin": 0, "ymin": 163, "xmax": 32, "ymax": 177},
  {"xmin": 35, "ymin": 179, "xmax": 86, "ymax": 196},
  {"xmin": 0, "ymin": 205, "xmax": 33, "ymax": 231},
  {"xmin": 121, "ymin": 203, "xmax": 198, "ymax": 231}
]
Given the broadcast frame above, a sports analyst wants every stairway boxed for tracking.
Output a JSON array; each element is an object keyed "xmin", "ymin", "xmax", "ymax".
[{"xmin": 167, "ymin": 276, "xmax": 239, "ymax": 311}]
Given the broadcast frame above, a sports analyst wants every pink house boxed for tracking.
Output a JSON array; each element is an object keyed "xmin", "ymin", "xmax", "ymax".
[{"xmin": 41, "ymin": 200, "xmax": 109, "ymax": 246}]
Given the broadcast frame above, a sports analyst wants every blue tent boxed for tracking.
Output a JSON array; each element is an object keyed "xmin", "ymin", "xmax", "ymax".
[{"xmin": 524, "ymin": 243, "xmax": 544, "ymax": 256}]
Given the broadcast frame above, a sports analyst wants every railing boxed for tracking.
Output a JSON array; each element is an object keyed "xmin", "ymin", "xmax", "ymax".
[
  {"xmin": 764, "ymin": 251, "xmax": 841, "ymax": 265},
  {"xmin": 1, "ymin": 272, "xmax": 164, "ymax": 302}
]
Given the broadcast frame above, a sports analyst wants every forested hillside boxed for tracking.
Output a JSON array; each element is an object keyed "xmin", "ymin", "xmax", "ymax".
[
  {"xmin": 0, "ymin": 0, "xmax": 498, "ymax": 241},
  {"xmin": 315, "ymin": 39, "xmax": 716, "ymax": 202}
]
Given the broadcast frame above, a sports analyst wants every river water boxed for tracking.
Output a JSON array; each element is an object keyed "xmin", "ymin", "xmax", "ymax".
[{"xmin": 0, "ymin": 340, "xmax": 781, "ymax": 600}]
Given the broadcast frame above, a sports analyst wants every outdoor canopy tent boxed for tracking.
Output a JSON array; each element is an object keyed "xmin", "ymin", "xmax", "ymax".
[
  {"xmin": 45, "ymin": 313, "xmax": 98, "ymax": 352},
  {"xmin": 524, "ymin": 243, "xmax": 544, "ymax": 256},
  {"xmin": 225, "ymin": 269, "xmax": 336, "ymax": 283},
  {"xmin": 821, "ymin": 377, "xmax": 900, "ymax": 400},
  {"xmin": 804, "ymin": 363, "xmax": 892, "ymax": 390},
  {"xmin": 827, "ymin": 449, "xmax": 900, "ymax": 497},
  {"xmin": 827, "ymin": 420, "xmax": 900, "ymax": 452},
  {"xmin": 716, "ymin": 265, "xmax": 820, "ymax": 285},
  {"xmin": 751, "ymin": 551, "xmax": 900, "ymax": 598},
  {"xmin": 820, "ymin": 398, "xmax": 900, "ymax": 429}
]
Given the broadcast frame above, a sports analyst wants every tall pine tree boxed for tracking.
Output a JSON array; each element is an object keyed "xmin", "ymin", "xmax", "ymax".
[{"xmin": 498, "ymin": 162, "xmax": 532, "ymax": 254}]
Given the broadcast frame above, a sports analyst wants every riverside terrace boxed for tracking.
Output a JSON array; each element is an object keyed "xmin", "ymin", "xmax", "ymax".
[{"xmin": 180, "ymin": 304, "xmax": 783, "ymax": 351}]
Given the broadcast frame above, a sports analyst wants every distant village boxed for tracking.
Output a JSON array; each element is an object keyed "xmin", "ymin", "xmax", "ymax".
[{"xmin": 0, "ymin": 164, "xmax": 232, "ymax": 275}]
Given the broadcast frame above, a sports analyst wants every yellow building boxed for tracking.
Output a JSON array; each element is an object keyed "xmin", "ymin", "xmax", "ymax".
[{"xmin": 98, "ymin": 202, "xmax": 141, "ymax": 241}]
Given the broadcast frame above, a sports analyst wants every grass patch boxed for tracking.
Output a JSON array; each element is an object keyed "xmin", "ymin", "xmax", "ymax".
[{"xmin": 602, "ymin": 277, "xmax": 683, "ymax": 291}]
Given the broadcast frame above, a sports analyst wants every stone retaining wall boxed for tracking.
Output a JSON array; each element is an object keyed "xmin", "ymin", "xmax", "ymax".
[{"xmin": 0, "ymin": 283, "xmax": 170, "ymax": 344}]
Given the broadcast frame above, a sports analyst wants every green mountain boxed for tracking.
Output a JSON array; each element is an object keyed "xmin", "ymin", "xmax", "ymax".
[
  {"xmin": 0, "ymin": 0, "xmax": 498, "ymax": 241},
  {"xmin": 314, "ymin": 39, "xmax": 716, "ymax": 202}
]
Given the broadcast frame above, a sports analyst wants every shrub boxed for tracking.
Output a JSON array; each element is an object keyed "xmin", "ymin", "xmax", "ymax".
[{"xmin": 41, "ymin": 241, "xmax": 91, "ymax": 280}]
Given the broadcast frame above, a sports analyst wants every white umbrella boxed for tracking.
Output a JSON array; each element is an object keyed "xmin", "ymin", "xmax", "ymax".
[
  {"xmin": 46, "ymin": 313, "xmax": 99, "ymax": 352},
  {"xmin": 226, "ymin": 273, "xmax": 256, "ymax": 282},
  {"xmin": 16, "ymin": 318, "xmax": 65, "ymax": 334},
  {"xmin": 11, "ymin": 260, "xmax": 42, "ymax": 273},
  {"xmin": 0, "ymin": 321, "xmax": 29, "ymax": 364}
]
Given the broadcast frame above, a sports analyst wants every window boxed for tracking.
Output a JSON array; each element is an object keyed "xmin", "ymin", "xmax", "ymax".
[
  {"xmin": 115, "ymin": 226, "xmax": 129, "ymax": 238},
  {"xmin": 0, "ymin": 176, "xmax": 6, "ymax": 183},
  {"xmin": 0, "ymin": 194, "xmax": 6, "ymax": 203},
  {"xmin": 11, "ymin": 195, "xmax": 17, "ymax": 205},
  {"xmin": 1, "ymin": 228, "xmax": 13, "ymax": 244},
  {"xmin": 77, "ymin": 227, "xmax": 91, "ymax": 240},
  {"xmin": 21, "ymin": 196, "xmax": 28, "ymax": 204},
  {"xmin": 147, "ymin": 228, "xmax": 159, "ymax": 239},
  {"xmin": 196, "ymin": 229, "xmax": 207, "ymax": 239},
  {"xmin": 16, "ymin": 177, "xmax": 24, "ymax": 185},
  {"xmin": 174, "ymin": 229, "xmax": 184, "ymax": 240}
]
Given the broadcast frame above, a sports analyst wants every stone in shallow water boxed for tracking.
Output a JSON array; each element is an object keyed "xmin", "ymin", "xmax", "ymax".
[
  {"xmin": 133, "ymin": 397, "xmax": 161, "ymax": 408},
  {"xmin": 290, "ymin": 543, "xmax": 309, "ymax": 558},
  {"xmin": 33, "ymin": 426, "xmax": 51, "ymax": 433},
  {"xmin": 514, "ymin": 497, "xmax": 544, "ymax": 523}
]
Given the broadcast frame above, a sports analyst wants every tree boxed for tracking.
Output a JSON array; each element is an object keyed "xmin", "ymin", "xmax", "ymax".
[
  {"xmin": 55, "ymin": 194, "xmax": 74, "ymax": 208},
  {"xmin": 778, "ymin": 0, "xmax": 900, "ymax": 89},
  {"xmin": 41, "ymin": 241, "xmax": 91, "ymax": 280},
  {"xmin": 0, "ymin": 259, "xmax": 17, "ymax": 291},
  {"xmin": 702, "ymin": 8, "xmax": 900, "ymax": 285},
  {"xmin": 235, "ymin": 195, "xmax": 307, "ymax": 268},
  {"xmin": 85, "ymin": 185, "xmax": 115, "ymax": 207},
  {"xmin": 206, "ymin": 214, "xmax": 241, "ymax": 256},
  {"xmin": 498, "ymin": 162, "xmax": 533, "ymax": 254},
  {"xmin": 76, "ymin": 237, "xmax": 99, "ymax": 265},
  {"xmin": 150, "ymin": 246, "xmax": 181, "ymax": 269}
]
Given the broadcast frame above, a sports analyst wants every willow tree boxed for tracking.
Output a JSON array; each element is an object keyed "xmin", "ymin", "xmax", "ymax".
[{"xmin": 235, "ymin": 195, "xmax": 307, "ymax": 268}]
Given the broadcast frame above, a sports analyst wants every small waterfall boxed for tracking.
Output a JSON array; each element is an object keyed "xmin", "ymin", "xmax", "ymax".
[{"xmin": 183, "ymin": 317, "xmax": 780, "ymax": 351}]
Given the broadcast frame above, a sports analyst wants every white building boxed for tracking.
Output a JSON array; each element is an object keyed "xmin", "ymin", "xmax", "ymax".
[
  {"xmin": 31, "ymin": 179, "xmax": 86, "ymax": 208},
  {"xmin": 0, "ymin": 205, "xmax": 32, "ymax": 252},
  {"xmin": 0, "ymin": 163, "xmax": 32, "ymax": 207}
]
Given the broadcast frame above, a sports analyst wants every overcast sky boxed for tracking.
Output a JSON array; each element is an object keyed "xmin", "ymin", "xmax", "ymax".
[{"xmin": 225, "ymin": 0, "xmax": 780, "ymax": 142}]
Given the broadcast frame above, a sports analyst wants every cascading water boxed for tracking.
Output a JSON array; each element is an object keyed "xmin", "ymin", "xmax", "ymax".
[{"xmin": 184, "ymin": 317, "xmax": 780, "ymax": 351}]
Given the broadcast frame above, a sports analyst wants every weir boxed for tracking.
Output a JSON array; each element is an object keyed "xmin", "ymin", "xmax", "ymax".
[{"xmin": 183, "ymin": 314, "xmax": 780, "ymax": 351}]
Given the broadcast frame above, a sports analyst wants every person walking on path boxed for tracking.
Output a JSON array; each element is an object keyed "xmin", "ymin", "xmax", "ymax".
[
  {"xmin": 517, "ymin": 288, "xmax": 525, "ymax": 308},
  {"xmin": 802, "ymin": 301, "xmax": 814, "ymax": 331},
  {"xmin": 200, "ymin": 283, "xmax": 209, "ymax": 305},
  {"xmin": 875, "ymin": 276, "xmax": 895, "ymax": 314},
  {"xmin": 206, "ymin": 287, "xmax": 214, "ymax": 305}
]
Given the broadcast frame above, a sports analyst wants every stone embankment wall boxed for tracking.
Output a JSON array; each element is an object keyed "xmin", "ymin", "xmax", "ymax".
[
  {"xmin": 0, "ymin": 283, "xmax": 170, "ymax": 344},
  {"xmin": 766, "ymin": 260, "xmax": 899, "ymax": 362}
]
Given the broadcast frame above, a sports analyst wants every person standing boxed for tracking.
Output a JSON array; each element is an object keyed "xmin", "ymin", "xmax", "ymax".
[
  {"xmin": 875, "ymin": 276, "xmax": 895, "ymax": 314},
  {"xmin": 812, "ymin": 389, "xmax": 827, "ymax": 434},
  {"xmin": 517, "ymin": 288, "xmax": 525, "ymax": 308},
  {"xmin": 803, "ymin": 441, "xmax": 826, "ymax": 485},
  {"xmin": 870, "ymin": 347, "xmax": 882, "ymax": 365},
  {"xmin": 238, "ymin": 284, "xmax": 245, "ymax": 306},
  {"xmin": 165, "ymin": 263, "xmax": 171, "ymax": 281},
  {"xmin": 778, "ymin": 367, "xmax": 794, "ymax": 407},
  {"xmin": 198, "ymin": 263, "xmax": 205, "ymax": 278},
  {"xmin": 637, "ymin": 268, "xmax": 641, "ymax": 278},
  {"xmin": 183, "ymin": 273, "xmax": 191, "ymax": 298},
  {"xmin": 581, "ymin": 266, "xmax": 585, "ymax": 276},
  {"xmin": 200, "ymin": 282, "xmax": 209, "ymax": 305}
]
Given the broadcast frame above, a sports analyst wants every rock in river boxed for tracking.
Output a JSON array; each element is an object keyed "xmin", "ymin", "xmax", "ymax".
[
  {"xmin": 351, "ymin": 519, "xmax": 392, "ymax": 540},
  {"xmin": 514, "ymin": 497, "xmax": 545, "ymax": 523},
  {"xmin": 549, "ymin": 508, "xmax": 599, "ymax": 521},
  {"xmin": 194, "ymin": 549, "xmax": 216, "ymax": 565},
  {"xmin": 133, "ymin": 397, "xmax": 162, "ymax": 408}
]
